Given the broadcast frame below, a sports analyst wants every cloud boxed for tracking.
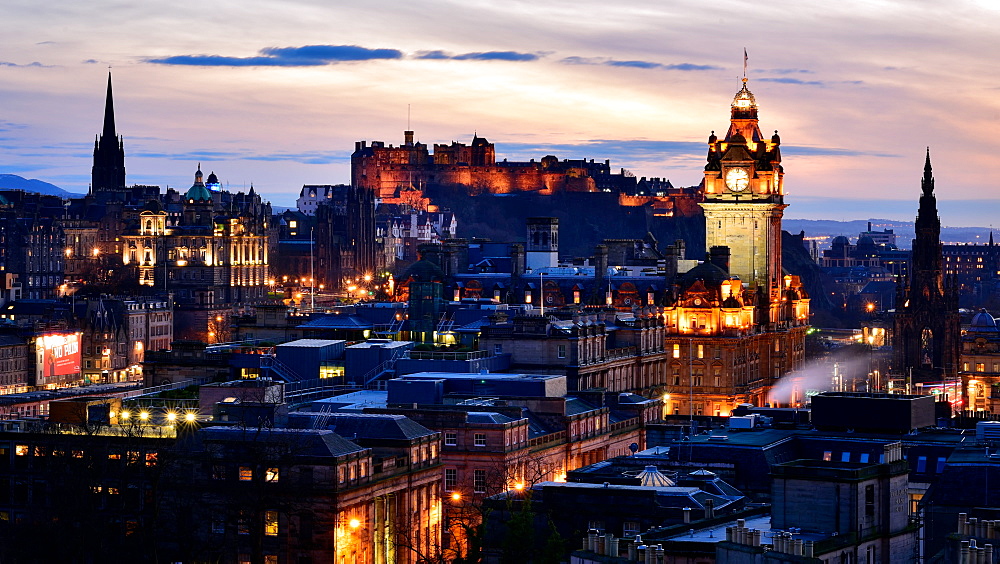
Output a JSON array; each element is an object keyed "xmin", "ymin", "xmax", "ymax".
[
  {"xmin": 493, "ymin": 139, "xmax": 901, "ymax": 164},
  {"xmin": 757, "ymin": 77, "xmax": 825, "ymax": 86},
  {"xmin": 413, "ymin": 50, "xmax": 452, "ymax": 60},
  {"xmin": 759, "ymin": 68, "xmax": 814, "ymax": 75},
  {"xmin": 560, "ymin": 57, "xmax": 719, "ymax": 71},
  {"xmin": 129, "ymin": 148, "xmax": 352, "ymax": 166},
  {"xmin": 0, "ymin": 61, "xmax": 48, "ymax": 68},
  {"xmin": 83, "ymin": 59, "xmax": 99, "ymax": 64},
  {"xmin": 451, "ymin": 51, "xmax": 540, "ymax": 61},
  {"xmin": 414, "ymin": 50, "xmax": 541, "ymax": 61},
  {"xmin": 782, "ymin": 146, "xmax": 900, "ymax": 158},
  {"xmin": 147, "ymin": 44, "xmax": 402, "ymax": 67},
  {"xmin": 259, "ymin": 45, "xmax": 402, "ymax": 62}
]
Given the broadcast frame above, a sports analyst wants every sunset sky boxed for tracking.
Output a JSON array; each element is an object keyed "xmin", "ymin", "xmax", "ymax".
[{"xmin": 1, "ymin": 1, "xmax": 998, "ymax": 224}]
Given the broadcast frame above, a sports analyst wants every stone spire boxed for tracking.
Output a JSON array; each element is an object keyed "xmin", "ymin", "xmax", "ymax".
[{"xmin": 91, "ymin": 71, "xmax": 126, "ymax": 198}]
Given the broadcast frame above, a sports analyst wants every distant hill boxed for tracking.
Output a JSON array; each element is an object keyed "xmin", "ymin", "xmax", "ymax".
[
  {"xmin": 0, "ymin": 174, "xmax": 80, "ymax": 198},
  {"xmin": 784, "ymin": 218, "xmax": 993, "ymax": 248}
]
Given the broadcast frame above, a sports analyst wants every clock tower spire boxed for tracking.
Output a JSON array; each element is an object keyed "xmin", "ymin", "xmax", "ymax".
[{"xmin": 700, "ymin": 78, "xmax": 786, "ymax": 317}]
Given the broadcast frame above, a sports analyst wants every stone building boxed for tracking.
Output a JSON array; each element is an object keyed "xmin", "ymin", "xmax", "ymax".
[
  {"xmin": 351, "ymin": 132, "xmax": 639, "ymax": 199},
  {"xmin": 121, "ymin": 167, "xmax": 270, "ymax": 341},
  {"xmin": 958, "ymin": 309, "xmax": 1000, "ymax": 412},
  {"xmin": 893, "ymin": 151, "xmax": 961, "ymax": 384}
]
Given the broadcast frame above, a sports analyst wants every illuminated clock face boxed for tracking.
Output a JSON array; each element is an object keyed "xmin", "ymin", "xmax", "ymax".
[{"xmin": 725, "ymin": 168, "xmax": 750, "ymax": 192}]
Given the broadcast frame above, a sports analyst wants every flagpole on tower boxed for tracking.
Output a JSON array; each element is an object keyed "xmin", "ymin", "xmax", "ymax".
[{"xmin": 743, "ymin": 48, "xmax": 748, "ymax": 80}]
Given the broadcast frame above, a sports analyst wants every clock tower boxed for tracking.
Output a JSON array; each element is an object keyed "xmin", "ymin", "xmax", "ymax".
[{"xmin": 701, "ymin": 78, "xmax": 786, "ymax": 312}]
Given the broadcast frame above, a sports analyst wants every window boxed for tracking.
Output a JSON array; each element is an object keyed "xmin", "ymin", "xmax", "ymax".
[
  {"xmin": 238, "ymin": 512, "xmax": 250, "ymax": 534},
  {"xmin": 697, "ymin": 345, "xmax": 704, "ymax": 359},
  {"xmin": 623, "ymin": 521, "xmax": 640, "ymax": 537},
  {"xmin": 266, "ymin": 467, "xmax": 279, "ymax": 482},
  {"xmin": 841, "ymin": 452, "xmax": 851, "ymax": 463},
  {"xmin": 865, "ymin": 485, "xmax": 875, "ymax": 516},
  {"xmin": 823, "ymin": 451, "xmax": 832, "ymax": 462},
  {"xmin": 474, "ymin": 469, "xmax": 487, "ymax": 493},
  {"xmin": 212, "ymin": 519, "xmax": 225, "ymax": 534},
  {"xmin": 494, "ymin": 344, "xmax": 503, "ymax": 354},
  {"xmin": 588, "ymin": 520, "xmax": 605, "ymax": 532},
  {"xmin": 557, "ymin": 345, "xmax": 566, "ymax": 359},
  {"xmin": 860, "ymin": 453, "xmax": 870, "ymax": 463},
  {"xmin": 239, "ymin": 466, "xmax": 253, "ymax": 481},
  {"xmin": 445, "ymin": 468, "xmax": 457, "ymax": 491},
  {"xmin": 672, "ymin": 344, "xmax": 680, "ymax": 358},
  {"xmin": 936, "ymin": 457, "xmax": 947, "ymax": 473},
  {"xmin": 212, "ymin": 465, "xmax": 226, "ymax": 480},
  {"xmin": 445, "ymin": 432, "xmax": 457, "ymax": 446},
  {"xmin": 916, "ymin": 456, "xmax": 927, "ymax": 473},
  {"xmin": 474, "ymin": 433, "xmax": 486, "ymax": 447},
  {"xmin": 265, "ymin": 511, "xmax": 279, "ymax": 536}
]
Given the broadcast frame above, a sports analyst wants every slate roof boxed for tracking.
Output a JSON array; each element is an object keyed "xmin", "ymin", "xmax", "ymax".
[
  {"xmin": 195, "ymin": 426, "xmax": 365, "ymax": 457},
  {"xmin": 326, "ymin": 413, "xmax": 436, "ymax": 441}
]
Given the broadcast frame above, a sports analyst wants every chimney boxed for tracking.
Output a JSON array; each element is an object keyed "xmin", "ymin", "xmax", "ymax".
[
  {"xmin": 709, "ymin": 246, "xmax": 731, "ymax": 273},
  {"xmin": 511, "ymin": 244, "xmax": 526, "ymax": 277},
  {"xmin": 594, "ymin": 245, "xmax": 609, "ymax": 303}
]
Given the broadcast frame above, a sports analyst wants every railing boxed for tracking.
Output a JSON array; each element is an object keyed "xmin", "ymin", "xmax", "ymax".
[
  {"xmin": 259, "ymin": 354, "xmax": 303, "ymax": 381},
  {"xmin": 403, "ymin": 349, "xmax": 491, "ymax": 361},
  {"xmin": 121, "ymin": 378, "xmax": 209, "ymax": 399}
]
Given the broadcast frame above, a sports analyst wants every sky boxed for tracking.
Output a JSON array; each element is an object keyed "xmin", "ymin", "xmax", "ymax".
[{"xmin": 1, "ymin": 0, "xmax": 999, "ymax": 225}]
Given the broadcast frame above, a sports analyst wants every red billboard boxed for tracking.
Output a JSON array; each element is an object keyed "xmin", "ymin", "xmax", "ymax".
[{"xmin": 36, "ymin": 333, "xmax": 81, "ymax": 385}]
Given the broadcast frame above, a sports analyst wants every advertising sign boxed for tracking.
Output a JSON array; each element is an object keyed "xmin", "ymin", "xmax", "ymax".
[{"xmin": 36, "ymin": 333, "xmax": 81, "ymax": 385}]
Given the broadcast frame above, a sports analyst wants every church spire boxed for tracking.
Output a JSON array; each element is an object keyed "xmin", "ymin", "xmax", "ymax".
[
  {"xmin": 103, "ymin": 72, "xmax": 117, "ymax": 141},
  {"xmin": 922, "ymin": 147, "xmax": 934, "ymax": 197},
  {"xmin": 91, "ymin": 72, "xmax": 126, "ymax": 199}
]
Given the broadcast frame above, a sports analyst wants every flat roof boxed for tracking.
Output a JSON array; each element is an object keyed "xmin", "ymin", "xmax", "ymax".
[
  {"xmin": 399, "ymin": 371, "xmax": 563, "ymax": 382},
  {"xmin": 278, "ymin": 339, "xmax": 346, "ymax": 348}
]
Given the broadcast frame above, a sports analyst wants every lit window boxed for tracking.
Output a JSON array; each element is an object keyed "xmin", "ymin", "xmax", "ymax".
[
  {"xmin": 977, "ymin": 363, "xmax": 986, "ymax": 372},
  {"xmin": 239, "ymin": 466, "xmax": 253, "ymax": 481},
  {"xmin": 474, "ymin": 433, "xmax": 486, "ymax": 447},
  {"xmin": 266, "ymin": 467, "xmax": 279, "ymax": 482},
  {"xmin": 822, "ymin": 451, "xmax": 832, "ymax": 462},
  {"xmin": 14, "ymin": 445, "xmax": 27, "ymax": 457},
  {"xmin": 265, "ymin": 511, "xmax": 279, "ymax": 536},
  {"xmin": 673, "ymin": 344, "xmax": 680, "ymax": 359},
  {"xmin": 697, "ymin": 345, "xmax": 704, "ymax": 359},
  {"xmin": 445, "ymin": 432, "xmax": 457, "ymax": 446},
  {"xmin": 145, "ymin": 452, "xmax": 158, "ymax": 467}
]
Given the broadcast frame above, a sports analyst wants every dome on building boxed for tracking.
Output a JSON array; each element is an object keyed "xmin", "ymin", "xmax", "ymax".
[
  {"xmin": 680, "ymin": 259, "xmax": 730, "ymax": 291},
  {"xmin": 969, "ymin": 309, "xmax": 999, "ymax": 333},
  {"xmin": 831, "ymin": 235, "xmax": 850, "ymax": 248},
  {"xmin": 205, "ymin": 171, "xmax": 221, "ymax": 189},
  {"xmin": 732, "ymin": 82, "xmax": 757, "ymax": 110},
  {"xmin": 186, "ymin": 184, "xmax": 212, "ymax": 202},
  {"xmin": 401, "ymin": 257, "xmax": 445, "ymax": 283},
  {"xmin": 636, "ymin": 465, "xmax": 675, "ymax": 487},
  {"xmin": 186, "ymin": 164, "xmax": 212, "ymax": 202}
]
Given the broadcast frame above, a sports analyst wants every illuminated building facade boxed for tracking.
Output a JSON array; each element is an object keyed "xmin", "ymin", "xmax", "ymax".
[
  {"xmin": 351, "ymin": 132, "xmax": 638, "ymax": 199},
  {"xmin": 121, "ymin": 167, "xmax": 271, "ymax": 341},
  {"xmin": 663, "ymin": 79, "xmax": 809, "ymax": 414},
  {"xmin": 958, "ymin": 309, "xmax": 1000, "ymax": 412}
]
